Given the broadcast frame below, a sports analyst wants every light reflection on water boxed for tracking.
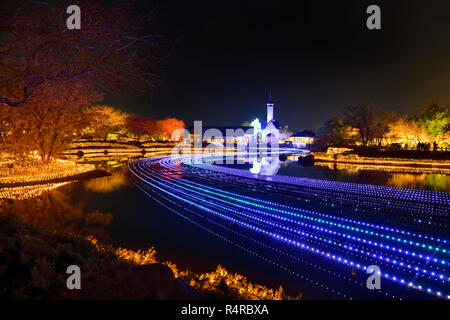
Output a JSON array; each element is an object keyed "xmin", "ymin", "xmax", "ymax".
[
  {"xmin": 0, "ymin": 164, "xmax": 131, "ymax": 242},
  {"xmin": 0, "ymin": 184, "xmax": 114, "ymax": 241},
  {"xmin": 1, "ymin": 155, "xmax": 448, "ymax": 298},
  {"xmin": 216, "ymin": 154, "xmax": 450, "ymax": 193},
  {"xmin": 2, "ymin": 155, "xmax": 448, "ymax": 243},
  {"xmin": 84, "ymin": 168, "xmax": 129, "ymax": 193},
  {"xmin": 386, "ymin": 173, "xmax": 450, "ymax": 192}
]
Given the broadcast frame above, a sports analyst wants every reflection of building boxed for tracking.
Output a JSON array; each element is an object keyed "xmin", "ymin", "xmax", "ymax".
[{"xmin": 250, "ymin": 155, "xmax": 280, "ymax": 175}]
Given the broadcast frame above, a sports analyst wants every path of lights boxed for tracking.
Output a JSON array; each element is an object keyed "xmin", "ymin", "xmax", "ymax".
[
  {"xmin": 135, "ymin": 160, "xmax": 449, "ymax": 283},
  {"xmin": 160, "ymin": 155, "xmax": 449, "ymax": 239},
  {"xmin": 129, "ymin": 154, "xmax": 450, "ymax": 300},
  {"xmin": 130, "ymin": 170, "xmax": 432, "ymax": 297},
  {"xmin": 133, "ymin": 181, "xmax": 354, "ymax": 298},
  {"xmin": 131, "ymin": 164, "xmax": 360, "ymax": 299},
  {"xmin": 150, "ymin": 176, "xmax": 450, "ymax": 279},
  {"xmin": 171, "ymin": 158, "xmax": 447, "ymax": 242},
  {"xmin": 186, "ymin": 154, "xmax": 450, "ymax": 204},
  {"xmin": 147, "ymin": 158, "xmax": 446, "ymax": 258},
  {"xmin": 180, "ymin": 156, "xmax": 449, "ymax": 230},
  {"xmin": 159, "ymin": 161, "xmax": 449, "ymax": 255},
  {"xmin": 187, "ymin": 162, "xmax": 450, "ymax": 224}
]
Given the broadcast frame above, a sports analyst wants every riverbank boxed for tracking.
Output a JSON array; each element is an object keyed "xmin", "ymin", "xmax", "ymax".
[
  {"xmin": 0, "ymin": 213, "xmax": 300, "ymax": 300},
  {"xmin": 311, "ymin": 151, "xmax": 450, "ymax": 174},
  {"xmin": 0, "ymin": 140, "xmax": 184, "ymax": 188},
  {"xmin": 62, "ymin": 140, "xmax": 178, "ymax": 158}
]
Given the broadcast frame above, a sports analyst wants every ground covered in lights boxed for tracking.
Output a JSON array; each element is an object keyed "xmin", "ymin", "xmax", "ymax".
[
  {"xmin": 0, "ymin": 156, "xmax": 98, "ymax": 200},
  {"xmin": 128, "ymin": 153, "xmax": 450, "ymax": 300}
]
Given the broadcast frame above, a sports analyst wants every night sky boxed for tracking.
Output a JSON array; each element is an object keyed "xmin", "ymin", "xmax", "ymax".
[{"xmin": 105, "ymin": 0, "xmax": 450, "ymax": 131}]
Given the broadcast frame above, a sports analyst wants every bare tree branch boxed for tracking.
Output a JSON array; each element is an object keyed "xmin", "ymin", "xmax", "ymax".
[{"xmin": 0, "ymin": 0, "xmax": 170, "ymax": 107}]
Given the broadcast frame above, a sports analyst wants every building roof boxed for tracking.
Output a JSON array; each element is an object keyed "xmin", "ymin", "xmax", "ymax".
[
  {"xmin": 262, "ymin": 120, "xmax": 280, "ymax": 130},
  {"xmin": 291, "ymin": 130, "xmax": 315, "ymax": 138}
]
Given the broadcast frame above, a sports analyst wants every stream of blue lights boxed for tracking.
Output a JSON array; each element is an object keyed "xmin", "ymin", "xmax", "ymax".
[{"xmin": 129, "ymin": 153, "xmax": 449, "ymax": 300}]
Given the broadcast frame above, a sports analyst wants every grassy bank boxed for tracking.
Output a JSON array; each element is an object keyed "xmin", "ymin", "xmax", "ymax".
[
  {"xmin": 352, "ymin": 147, "xmax": 450, "ymax": 160},
  {"xmin": 0, "ymin": 214, "xmax": 300, "ymax": 300}
]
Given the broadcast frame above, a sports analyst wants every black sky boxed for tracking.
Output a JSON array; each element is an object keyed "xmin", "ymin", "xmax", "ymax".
[{"xmin": 106, "ymin": 0, "xmax": 450, "ymax": 131}]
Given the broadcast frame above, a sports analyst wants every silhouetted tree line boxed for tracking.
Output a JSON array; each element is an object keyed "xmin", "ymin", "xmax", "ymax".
[{"xmin": 314, "ymin": 101, "xmax": 450, "ymax": 150}]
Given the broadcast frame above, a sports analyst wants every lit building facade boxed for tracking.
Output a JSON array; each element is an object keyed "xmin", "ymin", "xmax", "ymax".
[
  {"xmin": 285, "ymin": 130, "xmax": 315, "ymax": 148},
  {"xmin": 259, "ymin": 92, "xmax": 280, "ymax": 144},
  {"xmin": 189, "ymin": 93, "xmax": 280, "ymax": 146},
  {"xmin": 187, "ymin": 93, "xmax": 315, "ymax": 149}
]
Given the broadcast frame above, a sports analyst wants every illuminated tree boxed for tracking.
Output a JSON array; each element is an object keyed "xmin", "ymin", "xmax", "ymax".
[
  {"xmin": 126, "ymin": 117, "xmax": 158, "ymax": 140},
  {"xmin": 34, "ymin": 83, "xmax": 102, "ymax": 163},
  {"xmin": 157, "ymin": 118, "xmax": 185, "ymax": 141},
  {"xmin": 416, "ymin": 101, "xmax": 450, "ymax": 139},
  {"xmin": 0, "ymin": 104, "xmax": 13, "ymax": 147},
  {"xmin": 387, "ymin": 115, "xmax": 431, "ymax": 146},
  {"xmin": 0, "ymin": 0, "xmax": 170, "ymax": 162},
  {"xmin": 84, "ymin": 105, "xmax": 129, "ymax": 139},
  {"xmin": 343, "ymin": 106, "xmax": 396, "ymax": 146},
  {"xmin": 2, "ymin": 82, "xmax": 102, "ymax": 163},
  {"xmin": 0, "ymin": 104, "xmax": 31, "ymax": 158},
  {"xmin": 423, "ymin": 112, "xmax": 448, "ymax": 139}
]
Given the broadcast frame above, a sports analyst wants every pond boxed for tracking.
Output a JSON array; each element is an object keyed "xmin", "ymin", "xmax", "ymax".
[
  {"xmin": 3, "ymin": 154, "xmax": 449, "ymax": 299},
  {"xmin": 215, "ymin": 153, "xmax": 450, "ymax": 192}
]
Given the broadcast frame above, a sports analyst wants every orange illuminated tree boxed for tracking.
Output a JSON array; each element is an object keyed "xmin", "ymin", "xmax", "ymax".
[
  {"xmin": 387, "ymin": 115, "xmax": 431, "ymax": 147},
  {"xmin": 157, "ymin": 118, "xmax": 185, "ymax": 141},
  {"xmin": 126, "ymin": 117, "xmax": 158, "ymax": 140},
  {"xmin": 84, "ymin": 105, "xmax": 129, "ymax": 140}
]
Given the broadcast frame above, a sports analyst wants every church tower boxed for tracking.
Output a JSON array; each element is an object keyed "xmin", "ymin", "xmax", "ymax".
[{"xmin": 267, "ymin": 91, "xmax": 274, "ymax": 123}]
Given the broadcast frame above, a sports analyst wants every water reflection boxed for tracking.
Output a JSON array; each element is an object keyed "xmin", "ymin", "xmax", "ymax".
[
  {"xmin": 2, "ymin": 154, "xmax": 448, "ymax": 245},
  {"xmin": 0, "ymin": 187, "xmax": 113, "ymax": 241},
  {"xmin": 424, "ymin": 174, "xmax": 450, "ymax": 192},
  {"xmin": 387, "ymin": 173, "xmax": 450, "ymax": 192},
  {"xmin": 0, "ymin": 162, "xmax": 133, "ymax": 241},
  {"xmin": 84, "ymin": 166, "xmax": 129, "ymax": 193},
  {"xmin": 250, "ymin": 156, "xmax": 280, "ymax": 175},
  {"xmin": 220, "ymin": 154, "xmax": 450, "ymax": 193}
]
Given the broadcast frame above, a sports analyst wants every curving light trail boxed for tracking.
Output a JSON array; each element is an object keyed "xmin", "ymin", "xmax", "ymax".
[{"xmin": 129, "ymin": 153, "xmax": 450, "ymax": 300}]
